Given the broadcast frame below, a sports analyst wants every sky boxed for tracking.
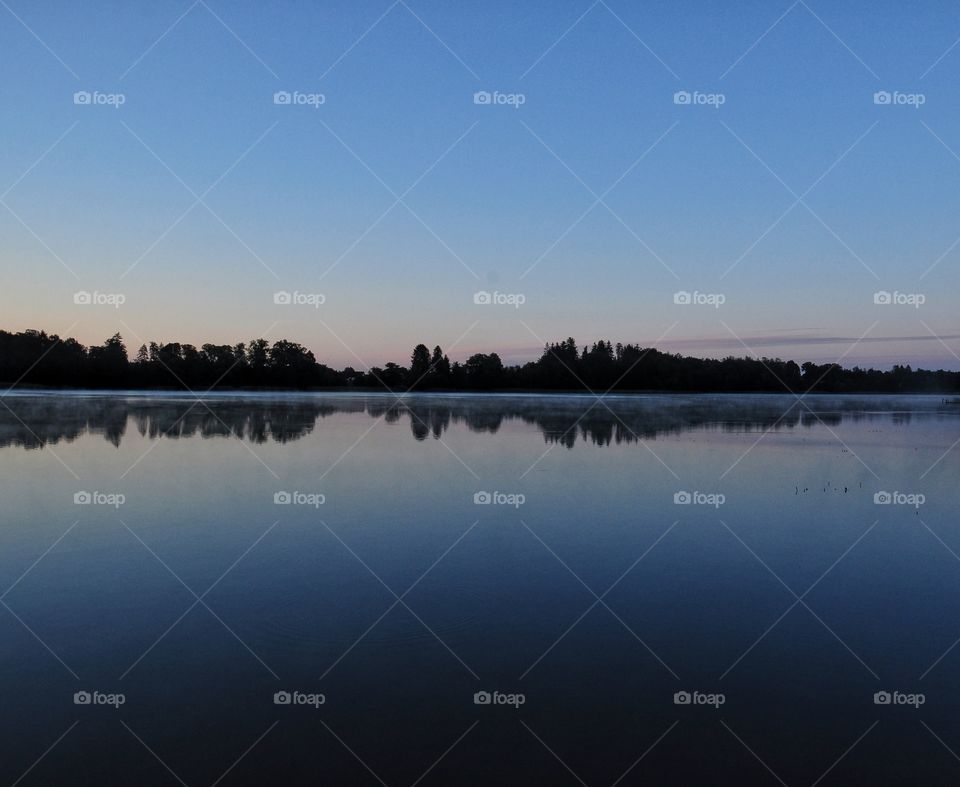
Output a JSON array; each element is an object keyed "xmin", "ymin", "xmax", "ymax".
[{"xmin": 1, "ymin": 0, "xmax": 959, "ymax": 370}]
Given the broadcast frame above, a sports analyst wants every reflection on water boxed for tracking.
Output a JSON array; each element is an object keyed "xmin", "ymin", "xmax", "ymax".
[
  {"xmin": 0, "ymin": 391, "xmax": 954, "ymax": 450},
  {"xmin": 0, "ymin": 391, "xmax": 959, "ymax": 785}
]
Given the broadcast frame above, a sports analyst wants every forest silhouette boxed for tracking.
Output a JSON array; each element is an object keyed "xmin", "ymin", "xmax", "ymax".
[{"xmin": 1, "ymin": 328, "xmax": 958, "ymax": 394}]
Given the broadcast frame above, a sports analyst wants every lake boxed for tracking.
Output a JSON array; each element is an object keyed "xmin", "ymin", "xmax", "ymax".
[{"xmin": 0, "ymin": 391, "xmax": 958, "ymax": 785}]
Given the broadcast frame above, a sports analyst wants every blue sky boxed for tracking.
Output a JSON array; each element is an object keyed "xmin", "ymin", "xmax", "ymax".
[{"xmin": 1, "ymin": 0, "xmax": 959, "ymax": 369}]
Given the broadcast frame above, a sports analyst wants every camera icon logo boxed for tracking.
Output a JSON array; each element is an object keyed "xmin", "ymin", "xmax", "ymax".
[
  {"xmin": 673, "ymin": 291, "xmax": 692, "ymax": 305},
  {"xmin": 74, "ymin": 691, "xmax": 92, "ymax": 704},
  {"xmin": 274, "ymin": 491, "xmax": 292, "ymax": 505},
  {"xmin": 873, "ymin": 491, "xmax": 892, "ymax": 505},
  {"xmin": 673, "ymin": 91, "xmax": 691, "ymax": 105},
  {"xmin": 273, "ymin": 291, "xmax": 292, "ymax": 305},
  {"xmin": 873, "ymin": 290, "xmax": 892, "ymax": 305},
  {"xmin": 473, "ymin": 290, "xmax": 492, "ymax": 305},
  {"xmin": 873, "ymin": 91, "xmax": 891, "ymax": 105},
  {"xmin": 74, "ymin": 491, "xmax": 92, "ymax": 505},
  {"xmin": 473, "ymin": 491, "xmax": 492, "ymax": 505},
  {"xmin": 73, "ymin": 91, "xmax": 91, "ymax": 105},
  {"xmin": 673, "ymin": 691, "xmax": 691, "ymax": 705},
  {"xmin": 474, "ymin": 691, "xmax": 491, "ymax": 705},
  {"xmin": 273, "ymin": 91, "xmax": 291, "ymax": 105},
  {"xmin": 473, "ymin": 91, "xmax": 492, "ymax": 105},
  {"xmin": 73, "ymin": 290, "xmax": 92, "ymax": 305},
  {"xmin": 673, "ymin": 491, "xmax": 691, "ymax": 505},
  {"xmin": 874, "ymin": 691, "xmax": 891, "ymax": 705},
  {"xmin": 274, "ymin": 691, "xmax": 292, "ymax": 705}
]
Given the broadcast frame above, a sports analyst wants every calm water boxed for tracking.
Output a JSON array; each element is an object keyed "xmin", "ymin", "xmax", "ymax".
[{"xmin": 1, "ymin": 391, "xmax": 959, "ymax": 785}]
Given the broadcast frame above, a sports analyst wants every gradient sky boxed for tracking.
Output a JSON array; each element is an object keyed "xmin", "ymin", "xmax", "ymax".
[{"xmin": 1, "ymin": 0, "xmax": 959, "ymax": 370}]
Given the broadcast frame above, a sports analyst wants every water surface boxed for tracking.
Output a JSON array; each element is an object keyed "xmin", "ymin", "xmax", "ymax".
[{"xmin": 0, "ymin": 391, "xmax": 958, "ymax": 785}]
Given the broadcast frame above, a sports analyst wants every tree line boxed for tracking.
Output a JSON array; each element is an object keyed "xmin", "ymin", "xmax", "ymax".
[{"xmin": 1, "ymin": 329, "xmax": 958, "ymax": 393}]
